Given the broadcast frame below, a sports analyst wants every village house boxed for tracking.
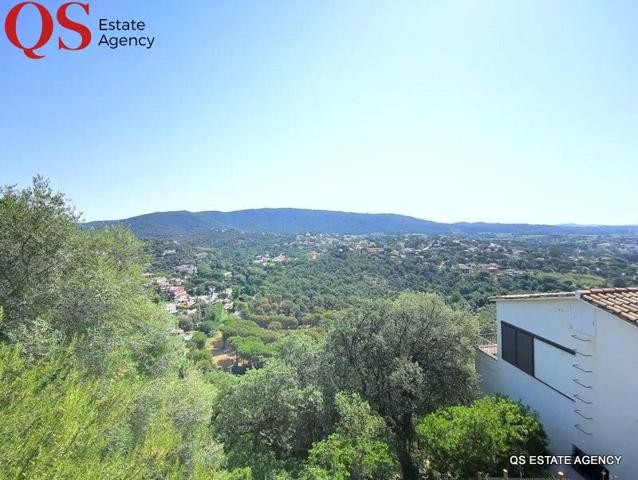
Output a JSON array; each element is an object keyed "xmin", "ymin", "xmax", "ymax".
[
  {"xmin": 152, "ymin": 276, "xmax": 170, "ymax": 289},
  {"xmin": 165, "ymin": 303, "xmax": 177, "ymax": 314},
  {"xmin": 486, "ymin": 263, "xmax": 500, "ymax": 279},
  {"xmin": 175, "ymin": 264, "xmax": 198, "ymax": 276},
  {"xmin": 477, "ymin": 287, "xmax": 638, "ymax": 480},
  {"xmin": 168, "ymin": 286, "xmax": 188, "ymax": 301},
  {"xmin": 253, "ymin": 254, "xmax": 271, "ymax": 265}
]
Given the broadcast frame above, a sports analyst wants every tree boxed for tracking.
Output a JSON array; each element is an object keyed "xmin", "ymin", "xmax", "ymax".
[
  {"xmin": 190, "ymin": 331, "xmax": 208, "ymax": 350},
  {"xmin": 268, "ymin": 321, "xmax": 283, "ymax": 331},
  {"xmin": 187, "ymin": 348, "xmax": 217, "ymax": 372},
  {"xmin": 212, "ymin": 360, "xmax": 328, "ymax": 478},
  {"xmin": 205, "ymin": 303, "xmax": 227, "ymax": 325},
  {"xmin": 0, "ymin": 177, "xmax": 79, "ymax": 343},
  {"xmin": 301, "ymin": 393, "xmax": 396, "ymax": 480},
  {"xmin": 325, "ymin": 293, "xmax": 479, "ymax": 479},
  {"xmin": 0, "ymin": 177, "xmax": 180, "ymax": 376},
  {"xmin": 416, "ymin": 396, "xmax": 548, "ymax": 478},
  {"xmin": 273, "ymin": 332, "xmax": 323, "ymax": 387},
  {"xmin": 228, "ymin": 336, "xmax": 273, "ymax": 368},
  {"xmin": 179, "ymin": 317, "xmax": 195, "ymax": 332},
  {"xmin": 199, "ymin": 320, "xmax": 217, "ymax": 336}
]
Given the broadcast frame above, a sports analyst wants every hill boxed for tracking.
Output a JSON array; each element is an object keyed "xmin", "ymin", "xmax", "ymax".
[{"xmin": 84, "ymin": 208, "xmax": 638, "ymax": 238}]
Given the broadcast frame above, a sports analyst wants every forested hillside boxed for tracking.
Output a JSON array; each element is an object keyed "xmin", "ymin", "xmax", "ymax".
[
  {"xmin": 85, "ymin": 208, "xmax": 638, "ymax": 238},
  {"xmin": 0, "ymin": 178, "xmax": 587, "ymax": 479},
  {"xmin": 146, "ymin": 226, "xmax": 637, "ymax": 341}
]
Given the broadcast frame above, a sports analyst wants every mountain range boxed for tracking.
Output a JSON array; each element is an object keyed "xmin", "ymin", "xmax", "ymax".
[{"xmin": 83, "ymin": 208, "xmax": 638, "ymax": 238}]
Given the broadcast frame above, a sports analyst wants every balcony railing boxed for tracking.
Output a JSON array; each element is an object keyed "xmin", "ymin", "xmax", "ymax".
[{"xmin": 478, "ymin": 332, "xmax": 498, "ymax": 359}]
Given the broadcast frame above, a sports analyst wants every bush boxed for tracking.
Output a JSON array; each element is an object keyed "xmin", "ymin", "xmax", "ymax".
[
  {"xmin": 416, "ymin": 396, "xmax": 548, "ymax": 478},
  {"xmin": 179, "ymin": 317, "xmax": 194, "ymax": 332},
  {"xmin": 189, "ymin": 332, "xmax": 208, "ymax": 350},
  {"xmin": 301, "ymin": 393, "xmax": 396, "ymax": 480},
  {"xmin": 199, "ymin": 321, "xmax": 216, "ymax": 336},
  {"xmin": 187, "ymin": 348, "xmax": 216, "ymax": 372},
  {"xmin": 0, "ymin": 343, "xmax": 227, "ymax": 479}
]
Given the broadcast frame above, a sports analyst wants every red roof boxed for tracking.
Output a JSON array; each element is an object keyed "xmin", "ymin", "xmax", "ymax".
[{"xmin": 580, "ymin": 288, "xmax": 638, "ymax": 323}]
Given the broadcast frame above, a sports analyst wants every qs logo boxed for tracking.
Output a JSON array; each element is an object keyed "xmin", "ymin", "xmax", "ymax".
[{"xmin": 4, "ymin": 2, "xmax": 91, "ymax": 59}]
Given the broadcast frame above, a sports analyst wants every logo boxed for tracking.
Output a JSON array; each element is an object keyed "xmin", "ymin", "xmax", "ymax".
[{"xmin": 4, "ymin": 2, "xmax": 91, "ymax": 59}]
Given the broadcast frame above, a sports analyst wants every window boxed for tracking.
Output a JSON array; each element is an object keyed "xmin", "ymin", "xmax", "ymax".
[
  {"xmin": 501, "ymin": 323, "xmax": 516, "ymax": 364},
  {"xmin": 501, "ymin": 323, "xmax": 534, "ymax": 376}
]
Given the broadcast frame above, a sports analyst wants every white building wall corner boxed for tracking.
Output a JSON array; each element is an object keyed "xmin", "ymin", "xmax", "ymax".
[{"xmin": 475, "ymin": 297, "xmax": 638, "ymax": 479}]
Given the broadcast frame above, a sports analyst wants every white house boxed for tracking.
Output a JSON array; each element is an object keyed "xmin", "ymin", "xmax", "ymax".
[{"xmin": 477, "ymin": 287, "xmax": 638, "ymax": 480}]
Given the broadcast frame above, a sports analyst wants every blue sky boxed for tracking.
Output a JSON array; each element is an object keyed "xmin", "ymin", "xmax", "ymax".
[{"xmin": 1, "ymin": 0, "xmax": 637, "ymax": 224}]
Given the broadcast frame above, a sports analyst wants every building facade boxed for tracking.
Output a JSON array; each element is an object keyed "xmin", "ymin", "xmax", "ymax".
[{"xmin": 477, "ymin": 288, "xmax": 638, "ymax": 480}]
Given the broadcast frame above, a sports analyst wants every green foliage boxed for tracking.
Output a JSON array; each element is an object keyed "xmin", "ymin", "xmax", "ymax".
[
  {"xmin": 220, "ymin": 318, "xmax": 280, "ymax": 345},
  {"xmin": 187, "ymin": 348, "xmax": 217, "ymax": 372},
  {"xmin": 325, "ymin": 292, "xmax": 479, "ymax": 478},
  {"xmin": 0, "ymin": 179, "xmax": 583, "ymax": 480},
  {"xmin": 531, "ymin": 271, "xmax": 606, "ymax": 290},
  {"xmin": 273, "ymin": 332, "xmax": 324, "ymax": 386},
  {"xmin": 199, "ymin": 320, "xmax": 217, "ymax": 336},
  {"xmin": 205, "ymin": 303, "xmax": 227, "ymax": 324},
  {"xmin": 179, "ymin": 317, "xmax": 195, "ymax": 332},
  {"xmin": 227, "ymin": 336, "xmax": 274, "ymax": 368},
  {"xmin": 212, "ymin": 360, "xmax": 328, "ymax": 479},
  {"xmin": 0, "ymin": 179, "xmax": 233, "ymax": 478},
  {"xmin": 0, "ymin": 177, "xmax": 79, "ymax": 333},
  {"xmin": 0, "ymin": 177, "xmax": 181, "ymax": 376},
  {"xmin": 301, "ymin": 393, "xmax": 396, "ymax": 480},
  {"xmin": 0, "ymin": 343, "xmax": 229, "ymax": 480},
  {"xmin": 416, "ymin": 396, "xmax": 548, "ymax": 478},
  {"xmin": 190, "ymin": 332, "xmax": 209, "ymax": 350},
  {"xmin": 476, "ymin": 304, "xmax": 497, "ymax": 334}
]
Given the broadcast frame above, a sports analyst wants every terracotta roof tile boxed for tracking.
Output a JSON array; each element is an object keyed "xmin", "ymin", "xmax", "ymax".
[{"xmin": 580, "ymin": 287, "xmax": 638, "ymax": 324}]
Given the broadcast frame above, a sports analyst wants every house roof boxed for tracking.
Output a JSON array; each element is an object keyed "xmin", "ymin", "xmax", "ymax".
[
  {"xmin": 580, "ymin": 288, "xmax": 638, "ymax": 323},
  {"xmin": 489, "ymin": 291, "xmax": 577, "ymax": 301},
  {"xmin": 491, "ymin": 287, "xmax": 638, "ymax": 324}
]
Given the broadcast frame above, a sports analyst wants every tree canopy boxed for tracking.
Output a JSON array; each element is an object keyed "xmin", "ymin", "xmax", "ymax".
[
  {"xmin": 325, "ymin": 293, "xmax": 479, "ymax": 478},
  {"xmin": 0, "ymin": 178, "xmax": 558, "ymax": 480},
  {"xmin": 416, "ymin": 396, "xmax": 548, "ymax": 478}
]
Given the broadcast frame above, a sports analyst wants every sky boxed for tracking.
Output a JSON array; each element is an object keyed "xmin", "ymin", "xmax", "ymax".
[{"xmin": 1, "ymin": 0, "xmax": 637, "ymax": 224}]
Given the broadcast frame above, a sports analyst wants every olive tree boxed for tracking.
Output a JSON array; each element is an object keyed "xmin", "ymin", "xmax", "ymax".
[
  {"xmin": 0, "ymin": 176, "xmax": 79, "ymax": 344},
  {"xmin": 325, "ymin": 292, "xmax": 479, "ymax": 479},
  {"xmin": 0, "ymin": 177, "xmax": 180, "ymax": 375},
  {"xmin": 212, "ymin": 360, "xmax": 328, "ymax": 478}
]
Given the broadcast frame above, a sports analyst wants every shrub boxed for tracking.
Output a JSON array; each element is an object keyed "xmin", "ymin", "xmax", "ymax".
[
  {"xmin": 179, "ymin": 317, "xmax": 194, "ymax": 332},
  {"xmin": 199, "ymin": 321, "xmax": 216, "ymax": 336},
  {"xmin": 189, "ymin": 332, "xmax": 208, "ymax": 350},
  {"xmin": 416, "ymin": 396, "xmax": 548, "ymax": 478}
]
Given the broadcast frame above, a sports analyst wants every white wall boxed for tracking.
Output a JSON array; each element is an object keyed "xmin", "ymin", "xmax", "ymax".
[
  {"xmin": 476, "ymin": 297, "xmax": 638, "ymax": 479},
  {"xmin": 588, "ymin": 309, "xmax": 638, "ymax": 479},
  {"xmin": 534, "ymin": 338, "xmax": 574, "ymax": 398},
  {"xmin": 476, "ymin": 348, "xmax": 499, "ymax": 394}
]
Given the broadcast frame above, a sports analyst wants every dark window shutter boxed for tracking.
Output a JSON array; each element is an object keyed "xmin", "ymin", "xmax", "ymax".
[
  {"xmin": 516, "ymin": 330, "xmax": 534, "ymax": 376},
  {"xmin": 502, "ymin": 323, "xmax": 516, "ymax": 364},
  {"xmin": 501, "ymin": 323, "xmax": 535, "ymax": 376}
]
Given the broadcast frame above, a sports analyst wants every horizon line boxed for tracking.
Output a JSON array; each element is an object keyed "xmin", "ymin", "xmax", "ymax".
[{"xmin": 82, "ymin": 207, "xmax": 638, "ymax": 228}]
